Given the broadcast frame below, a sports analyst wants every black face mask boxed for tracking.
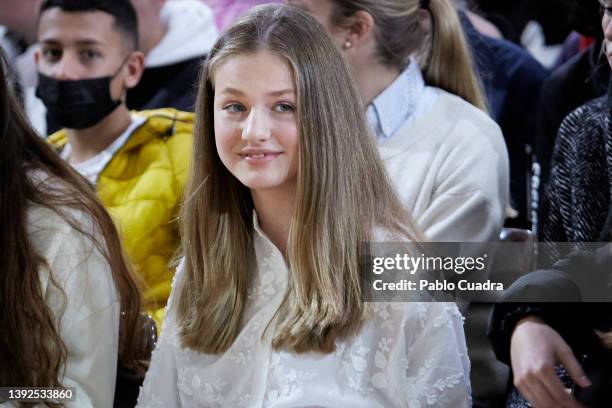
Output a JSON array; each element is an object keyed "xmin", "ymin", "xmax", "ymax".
[{"xmin": 36, "ymin": 61, "xmax": 126, "ymax": 130}]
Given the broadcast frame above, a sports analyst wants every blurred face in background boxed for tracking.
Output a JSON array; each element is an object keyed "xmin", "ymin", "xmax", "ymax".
[
  {"xmin": 289, "ymin": 0, "xmax": 346, "ymax": 49},
  {"xmin": 0, "ymin": 0, "xmax": 42, "ymax": 43},
  {"xmin": 130, "ymin": 0, "xmax": 166, "ymax": 54},
  {"xmin": 289, "ymin": 0, "xmax": 385, "ymax": 100}
]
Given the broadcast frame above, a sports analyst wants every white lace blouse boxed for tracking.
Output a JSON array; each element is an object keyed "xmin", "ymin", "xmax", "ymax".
[{"xmin": 137, "ymin": 221, "xmax": 472, "ymax": 407}]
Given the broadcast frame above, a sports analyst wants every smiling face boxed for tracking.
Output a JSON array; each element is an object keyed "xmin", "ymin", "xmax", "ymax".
[{"xmin": 213, "ymin": 50, "xmax": 299, "ymax": 193}]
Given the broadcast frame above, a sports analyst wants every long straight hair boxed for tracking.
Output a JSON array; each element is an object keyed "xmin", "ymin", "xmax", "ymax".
[
  {"xmin": 330, "ymin": 0, "xmax": 488, "ymax": 112},
  {"xmin": 0, "ymin": 50, "xmax": 146, "ymax": 388},
  {"xmin": 177, "ymin": 4, "xmax": 423, "ymax": 354}
]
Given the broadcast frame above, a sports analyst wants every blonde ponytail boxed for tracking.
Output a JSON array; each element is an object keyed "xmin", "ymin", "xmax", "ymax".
[
  {"xmin": 329, "ymin": 0, "xmax": 487, "ymax": 112},
  {"xmin": 425, "ymin": 0, "xmax": 488, "ymax": 112}
]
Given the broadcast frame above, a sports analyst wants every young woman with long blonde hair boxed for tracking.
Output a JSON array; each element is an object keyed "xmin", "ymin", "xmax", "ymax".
[
  {"xmin": 138, "ymin": 4, "xmax": 471, "ymax": 407},
  {"xmin": 291, "ymin": 0, "xmax": 509, "ymax": 243}
]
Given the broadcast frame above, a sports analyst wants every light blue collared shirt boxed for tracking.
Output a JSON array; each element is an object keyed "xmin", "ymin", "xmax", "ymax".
[{"xmin": 366, "ymin": 59, "xmax": 439, "ymax": 142}]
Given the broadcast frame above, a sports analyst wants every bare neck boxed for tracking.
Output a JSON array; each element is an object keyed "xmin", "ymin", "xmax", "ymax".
[
  {"xmin": 251, "ymin": 185, "xmax": 296, "ymax": 256},
  {"xmin": 65, "ymin": 105, "xmax": 133, "ymax": 164},
  {"xmin": 352, "ymin": 59, "xmax": 401, "ymax": 106}
]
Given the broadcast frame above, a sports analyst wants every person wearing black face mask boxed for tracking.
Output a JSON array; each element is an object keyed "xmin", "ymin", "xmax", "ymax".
[
  {"xmin": 36, "ymin": 55, "xmax": 130, "ymax": 130},
  {"xmin": 35, "ymin": 4, "xmax": 194, "ymax": 405},
  {"xmin": 35, "ymin": 0, "xmax": 146, "ymax": 165}
]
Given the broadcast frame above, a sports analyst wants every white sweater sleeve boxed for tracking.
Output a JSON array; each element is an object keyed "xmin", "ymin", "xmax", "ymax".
[
  {"xmin": 422, "ymin": 118, "xmax": 508, "ymax": 243},
  {"xmin": 34, "ymin": 209, "xmax": 120, "ymax": 407},
  {"xmin": 380, "ymin": 92, "xmax": 509, "ymax": 244},
  {"xmin": 418, "ymin": 181, "xmax": 503, "ymax": 243}
]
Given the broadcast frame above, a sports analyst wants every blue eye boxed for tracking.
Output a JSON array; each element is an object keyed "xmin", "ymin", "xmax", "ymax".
[
  {"xmin": 274, "ymin": 103, "xmax": 295, "ymax": 113},
  {"xmin": 223, "ymin": 103, "xmax": 246, "ymax": 113}
]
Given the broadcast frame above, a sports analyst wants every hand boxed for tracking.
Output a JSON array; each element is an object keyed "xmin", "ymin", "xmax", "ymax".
[{"xmin": 510, "ymin": 316, "xmax": 591, "ymax": 408}]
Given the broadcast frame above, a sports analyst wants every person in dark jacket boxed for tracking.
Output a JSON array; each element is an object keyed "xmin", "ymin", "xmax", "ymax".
[
  {"xmin": 533, "ymin": 0, "xmax": 609, "ymax": 233},
  {"xmin": 460, "ymin": 10, "xmax": 548, "ymax": 229},
  {"xmin": 489, "ymin": 245, "xmax": 612, "ymax": 407},
  {"xmin": 487, "ymin": 4, "xmax": 612, "ymax": 406},
  {"xmin": 535, "ymin": 4, "xmax": 612, "ymax": 264},
  {"xmin": 538, "ymin": 80, "xmax": 612, "ymax": 267}
]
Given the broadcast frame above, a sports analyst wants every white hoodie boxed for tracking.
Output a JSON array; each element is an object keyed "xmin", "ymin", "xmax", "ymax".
[{"xmin": 145, "ymin": 0, "xmax": 218, "ymax": 68}]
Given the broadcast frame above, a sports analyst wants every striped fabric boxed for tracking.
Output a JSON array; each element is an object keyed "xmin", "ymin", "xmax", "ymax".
[{"xmin": 540, "ymin": 96, "xmax": 612, "ymax": 262}]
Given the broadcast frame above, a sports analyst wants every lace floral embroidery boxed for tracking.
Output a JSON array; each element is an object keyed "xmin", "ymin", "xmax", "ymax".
[
  {"xmin": 177, "ymin": 367, "xmax": 228, "ymax": 407},
  {"xmin": 137, "ymin": 238, "xmax": 471, "ymax": 408},
  {"xmin": 402, "ymin": 358, "xmax": 464, "ymax": 407},
  {"xmin": 264, "ymin": 353, "xmax": 318, "ymax": 405},
  {"xmin": 337, "ymin": 336, "xmax": 373, "ymax": 396}
]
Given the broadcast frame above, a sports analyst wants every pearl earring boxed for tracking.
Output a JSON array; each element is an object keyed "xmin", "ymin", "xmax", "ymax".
[{"xmin": 343, "ymin": 40, "xmax": 352, "ymax": 50}]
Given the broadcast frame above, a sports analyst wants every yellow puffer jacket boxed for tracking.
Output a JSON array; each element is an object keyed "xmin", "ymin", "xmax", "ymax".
[{"xmin": 49, "ymin": 108, "xmax": 193, "ymax": 327}]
